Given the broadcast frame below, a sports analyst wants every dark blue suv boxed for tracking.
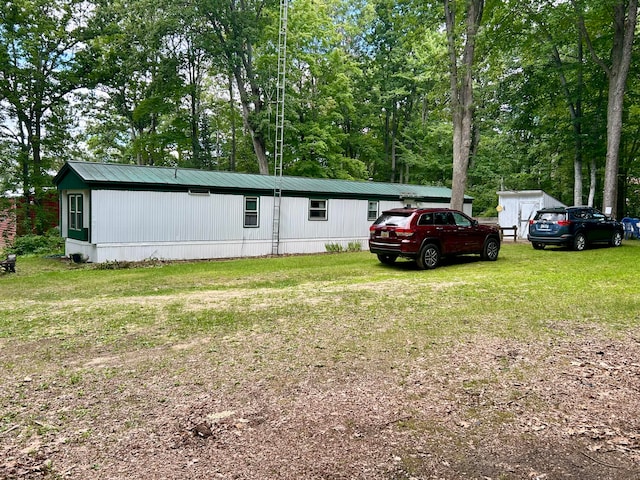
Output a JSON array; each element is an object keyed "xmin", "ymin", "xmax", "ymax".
[{"xmin": 528, "ymin": 207, "xmax": 624, "ymax": 251}]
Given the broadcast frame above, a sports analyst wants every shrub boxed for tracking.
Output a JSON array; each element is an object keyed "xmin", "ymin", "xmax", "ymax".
[
  {"xmin": 9, "ymin": 228, "xmax": 65, "ymax": 256},
  {"xmin": 325, "ymin": 241, "xmax": 362, "ymax": 253},
  {"xmin": 324, "ymin": 242, "xmax": 344, "ymax": 253},
  {"xmin": 347, "ymin": 241, "xmax": 362, "ymax": 252}
]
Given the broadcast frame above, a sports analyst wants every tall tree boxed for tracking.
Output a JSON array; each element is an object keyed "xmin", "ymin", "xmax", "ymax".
[
  {"xmin": 168, "ymin": 6, "xmax": 211, "ymax": 168},
  {"xmin": 282, "ymin": 0, "xmax": 368, "ymax": 179},
  {"xmin": 197, "ymin": 0, "xmax": 278, "ymax": 175},
  {"xmin": 576, "ymin": 0, "xmax": 638, "ymax": 218},
  {"xmin": 444, "ymin": 0, "xmax": 484, "ymax": 211},
  {"xmin": 0, "ymin": 0, "xmax": 98, "ymax": 233},
  {"xmin": 519, "ymin": 1, "xmax": 593, "ymax": 206},
  {"xmin": 87, "ymin": 0, "xmax": 186, "ymax": 166}
]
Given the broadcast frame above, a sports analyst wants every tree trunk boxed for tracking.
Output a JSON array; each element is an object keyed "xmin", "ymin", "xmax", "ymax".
[
  {"xmin": 573, "ymin": 37, "xmax": 584, "ymax": 206},
  {"xmin": 190, "ymin": 85, "xmax": 200, "ymax": 166},
  {"xmin": 603, "ymin": 75, "xmax": 626, "ymax": 216},
  {"xmin": 383, "ymin": 109, "xmax": 393, "ymax": 182},
  {"xmin": 391, "ymin": 106, "xmax": 398, "ymax": 183},
  {"xmin": 574, "ymin": 151, "xmax": 583, "ymax": 206},
  {"xmin": 232, "ymin": 66, "xmax": 270, "ymax": 175},
  {"xmin": 588, "ymin": 157, "xmax": 596, "ymax": 207},
  {"xmin": 579, "ymin": 0, "xmax": 637, "ymax": 218},
  {"xmin": 19, "ymin": 139, "xmax": 32, "ymax": 234},
  {"xmin": 188, "ymin": 47, "xmax": 202, "ymax": 169},
  {"xmin": 445, "ymin": 0, "xmax": 484, "ymax": 211},
  {"xmin": 229, "ymin": 76, "xmax": 236, "ymax": 172}
]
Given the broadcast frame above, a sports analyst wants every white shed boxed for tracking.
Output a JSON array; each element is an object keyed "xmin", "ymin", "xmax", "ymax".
[
  {"xmin": 496, "ymin": 190, "xmax": 566, "ymax": 239},
  {"xmin": 54, "ymin": 161, "xmax": 473, "ymax": 263}
]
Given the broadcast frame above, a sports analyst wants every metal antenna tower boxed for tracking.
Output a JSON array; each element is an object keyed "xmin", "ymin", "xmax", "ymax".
[{"xmin": 271, "ymin": 0, "xmax": 288, "ymax": 255}]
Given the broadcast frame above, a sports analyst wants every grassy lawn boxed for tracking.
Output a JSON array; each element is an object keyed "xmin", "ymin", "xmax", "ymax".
[
  {"xmin": 1, "ymin": 241, "xmax": 639, "ymax": 479},
  {"xmin": 2, "ymin": 241, "xmax": 638, "ymax": 345}
]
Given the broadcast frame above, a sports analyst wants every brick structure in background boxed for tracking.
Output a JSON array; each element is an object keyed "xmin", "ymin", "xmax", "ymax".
[
  {"xmin": 0, "ymin": 200, "xmax": 17, "ymax": 248},
  {"xmin": 0, "ymin": 192, "xmax": 60, "ymax": 248}
]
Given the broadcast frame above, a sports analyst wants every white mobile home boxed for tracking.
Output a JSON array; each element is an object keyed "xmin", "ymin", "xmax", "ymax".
[
  {"xmin": 54, "ymin": 161, "xmax": 472, "ymax": 263},
  {"xmin": 497, "ymin": 190, "xmax": 566, "ymax": 239}
]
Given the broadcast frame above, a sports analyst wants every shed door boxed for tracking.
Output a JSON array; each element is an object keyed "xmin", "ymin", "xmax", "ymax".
[{"xmin": 519, "ymin": 202, "xmax": 539, "ymax": 239}]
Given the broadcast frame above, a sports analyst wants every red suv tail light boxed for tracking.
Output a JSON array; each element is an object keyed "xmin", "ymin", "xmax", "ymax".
[
  {"xmin": 394, "ymin": 228, "xmax": 414, "ymax": 238},
  {"xmin": 557, "ymin": 220, "xmax": 571, "ymax": 226}
]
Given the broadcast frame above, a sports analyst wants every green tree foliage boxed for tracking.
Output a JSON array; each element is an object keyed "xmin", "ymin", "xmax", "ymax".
[
  {"xmin": 2, "ymin": 0, "xmax": 639, "ymax": 220},
  {"xmin": 283, "ymin": 0, "xmax": 368, "ymax": 179},
  {"xmin": 83, "ymin": 0, "xmax": 187, "ymax": 166},
  {"xmin": 358, "ymin": 0, "xmax": 451, "ymax": 185},
  {"xmin": 0, "ymin": 0, "xmax": 100, "ymax": 232},
  {"xmin": 466, "ymin": 0, "xmax": 637, "ymax": 216}
]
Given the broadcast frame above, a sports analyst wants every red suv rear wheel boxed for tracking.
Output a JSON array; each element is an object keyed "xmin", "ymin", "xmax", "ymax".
[{"xmin": 417, "ymin": 244, "xmax": 440, "ymax": 270}]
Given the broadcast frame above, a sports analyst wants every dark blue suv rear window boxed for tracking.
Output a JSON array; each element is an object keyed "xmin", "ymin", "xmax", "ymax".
[{"xmin": 535, "ymin": 212, "xmax": 565, "ymax": 222}]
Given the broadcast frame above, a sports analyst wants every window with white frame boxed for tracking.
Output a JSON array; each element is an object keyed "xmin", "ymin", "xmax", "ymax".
[
  {"xmin": 367, "ymin": 200, "xmax": 379, "ymax": 221},
  {"xmin": 309, "ymin": 199, "xmax": 327, "ymax": 220},
  {"xmin": 244, "ymin": 196, "xmax": 259, "ymax": 227},
  {"xmin": 68, "ymin": 194, "xmax": 83, "ymax": 231}
]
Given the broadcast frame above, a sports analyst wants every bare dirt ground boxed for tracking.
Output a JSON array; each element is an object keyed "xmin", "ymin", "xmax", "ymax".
[
  {"xmin": 2, "ymin": 324, "xmax": 639, "ymax": 480},
  {"xmin": 1, "ymin": 263, "xmax": 639, "ymax": 480}
]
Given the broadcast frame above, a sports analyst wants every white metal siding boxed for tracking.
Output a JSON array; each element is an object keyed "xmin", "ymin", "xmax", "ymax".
[
  {"xmin": 497, "ymin": 191, "xmax": 566, "ymax": 239},
  {"xmin": 279, "ymin": 197, "xmax": 372, "ymax": 240},
  {"xmin": 91, "ymin": 190, "xmax": 273, "ymax": 243},
  {"xmin": 66, "ymin": 189, "xmax": 453, "ymax": 262}
]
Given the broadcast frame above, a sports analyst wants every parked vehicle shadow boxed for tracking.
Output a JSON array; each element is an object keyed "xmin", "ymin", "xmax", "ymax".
[
  {"xmin": 373, "ymin": 254, "xmax": 493, "ymax": 271},
  {"xmin": 533, "ymin": 242, "xmax": 621, "ymax": 252}
]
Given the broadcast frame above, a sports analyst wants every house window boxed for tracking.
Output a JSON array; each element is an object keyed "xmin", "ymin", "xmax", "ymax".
[
  {"xmin": 367, "ymin": 200, "xmax": 379, "ymax": 221},
  {"xmin": 309, "ymin": 199, "xmax": 327, "ymax": 220},
  {"xmin": 68, "ymin": 194, "xmax": 83, "ymax": 231},
  {"xmin": 244, "ymin": 196, "xmax": 259, "ymax": 227}
]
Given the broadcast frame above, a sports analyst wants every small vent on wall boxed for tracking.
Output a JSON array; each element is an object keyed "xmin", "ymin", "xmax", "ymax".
[{"xmin": 188, "ymin": 188, "xmax": 210, "ymax": 196}]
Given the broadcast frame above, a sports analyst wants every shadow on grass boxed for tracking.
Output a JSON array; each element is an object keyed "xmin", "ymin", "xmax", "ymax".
[
  {"xmin": 531, "ymin": 243, "xmax": 622, "ymax": 252},
  {"xmin": 372, "ymin": 254, "xmax": 494, "ymax": 271}
]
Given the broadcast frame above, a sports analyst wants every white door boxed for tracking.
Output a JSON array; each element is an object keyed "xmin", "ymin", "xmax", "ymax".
[{"xmin": 519, "ymin": 202, "xmax": 539, "ymax": 239}]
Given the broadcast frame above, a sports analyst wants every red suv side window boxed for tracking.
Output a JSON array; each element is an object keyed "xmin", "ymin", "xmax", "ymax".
[
  {"xmin": 434, "ymin": 212, "xmax": 451, "ymax": 225},
  {"xmin": 418, "ymin": 213, "xmax": 434, "ymax": 226},
  {"xmin": 452, "ymin": 212, "xmax": 472, "ymax": 227}
]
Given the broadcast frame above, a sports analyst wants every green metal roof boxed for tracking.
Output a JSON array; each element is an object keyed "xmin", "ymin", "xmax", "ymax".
[{"xmin": 54, "ymin": 161, "xmax": 470, "ymax": 202}]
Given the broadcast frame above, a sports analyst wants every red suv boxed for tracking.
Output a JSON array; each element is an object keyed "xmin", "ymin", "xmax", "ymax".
[{"xmin": 369, "ymin": 208, "xmax": 501, "ymax": 269}]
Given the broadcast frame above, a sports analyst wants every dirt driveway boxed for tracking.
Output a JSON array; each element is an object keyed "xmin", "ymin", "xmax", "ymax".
[{"xmin": 1, "ymin": 263, "xmax": 639, "ymax": 479}]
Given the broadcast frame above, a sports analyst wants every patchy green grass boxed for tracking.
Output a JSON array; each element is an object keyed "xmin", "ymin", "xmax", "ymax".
[
  {"xmin": 1, "ymin": 241, "xmax": 638, "ymax": 382},
  {"xmin": 1, "ymin": 242, "xmax": 637, "ymax": 373},
  {"xmin": 2, "ymin": 242, "xmax": 638, "ymax": 345},
  {"xmin": 1, "ymin": 242, "xmax": 640, "ymax": 479}
]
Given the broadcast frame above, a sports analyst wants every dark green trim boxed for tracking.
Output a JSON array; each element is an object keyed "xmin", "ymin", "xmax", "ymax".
[
  {"xmin": 68, "ymin": 228, "xmax": 89, "ymax": 241},
  {"xmin": 57, "ymin": 170, "xmax": 89, "ymax": 190}
]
